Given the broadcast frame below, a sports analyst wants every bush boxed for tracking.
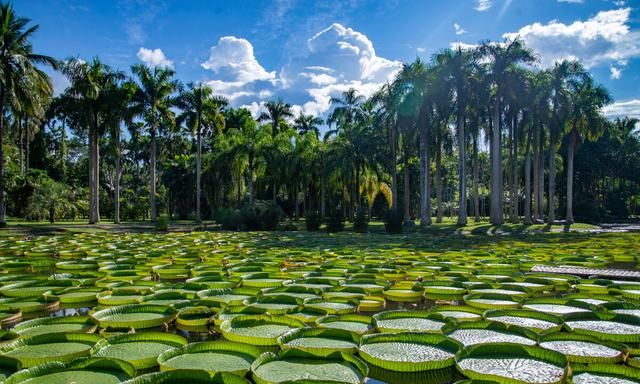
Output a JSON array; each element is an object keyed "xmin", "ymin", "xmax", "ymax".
[
  {"xmin": 215, "ymin": 200, "xmax": 284, "ymax": 231},
  {"xmin": 325, "ymin": 207, "xmax": 344, "ymax": 233},
  {"xmin": 383, "ymin": 209, "xmax": 403, "ymax": 234},
  {"xmin": 279, "ymin": 218, "xmax": 298, "ymax": 231},
  {"xmin": 155, "ymin": 215, "xmax": 169, "ymax": 231},
  {"xmin": 353, "ymin": 206, "xmax": 369, "ymax": 233},
  {"xmin": 305, "ymin": 211, "xmax": 322, "ymax": 231}
]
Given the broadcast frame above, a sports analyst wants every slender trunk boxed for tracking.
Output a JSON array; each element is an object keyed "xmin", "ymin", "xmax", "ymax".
[
  {"xmin": 390, "ymin": 124, "xmax": 398, "ymax": 209},
  {"xmin": 419, "ymin": 108, "xmax": 431, "ymax": 226},
  {"xmin": 295, "ymin": 183, "xmax": 300, "ymax": 221},
  {"xmin": 524, "ymin": 125, "xmax": 532, "ymax": 225},
  {"xmin": 320, "ymin": 169, "xmax": 326, "ymax": 219},
  {"xmin": 510, "ymin": 114, "xmax": 519, "ymax": 223},
  {"xmin": 195, "ymin": 125, "xmax": 202, "ymax": 224},
  {"xmin": 490, "ymin": 90, "xmax": 503, "ymax": 224},
  {"xmin": 548, "ymin": 141, "xmax": 557, "ymax": 224},
  {"xmin": 472, "ymin": 134, "xmax": 480, "ymax": 222},
  {"xmin": 0, "ymin": 92, "xmax": 6, "ymax": 226},
  {"xmin": 566, "ymin": 129, "xmax": 576, "ymax": 224},
  {"xmin": 150, "ymin": 127, "xmax": 157, "ymax": 222},
  {"xmin": 537, "ymin": 126, "xmax": 545, "ymax": 221},
  {"xmin": 436, "ymin": 136, "xmax": 443, "ymax": 223},
  {"xmin": 94, "ymin": 127, "xmax": 100, "ymax": 222},
  {"xmin": 18, "ymin": 117, "xmax": 23, "ymax": 177},
  {"xmin": 114, "ymin": 149, "xmax": 121, "ymax": 224},
  {"xmin": 248, "ymin": 156, "xmax": 255, "ymax": 204},
  {"xmin": 457, "ymin": 94, "xmax": 467, "ymax": 225},
  {"xmin": 25, "ymin": 116, "xmax": 30, "ymax": 173},
  {"xmin": 403, "ymin": 154, "xmax": 410, "ymax": 221},
  {"xmin": 532, "ymin": 124, "xmax": 539, "ymax": 220}
]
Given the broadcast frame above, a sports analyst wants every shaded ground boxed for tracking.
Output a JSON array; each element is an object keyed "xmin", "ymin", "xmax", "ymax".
[{"xmin": 0, "ymin": 217, "xmax": 599, "ymax": 237}]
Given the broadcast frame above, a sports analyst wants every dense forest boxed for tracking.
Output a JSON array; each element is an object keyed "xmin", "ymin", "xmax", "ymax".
[{"xmin": 2, "ymin": 2, "xmax": 639, "ymax": 228}]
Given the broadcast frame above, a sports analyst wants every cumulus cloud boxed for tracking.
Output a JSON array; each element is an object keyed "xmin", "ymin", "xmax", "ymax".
[
  {"xmin": 474, "ymin": 0, "xmax": 493, "ymax": 11},
  {"xmin": 603, "ymin": 99, "xmax": 640, "ymax": 121},
  {"xmin": 503, "ymin": 8, "xmax": 640, "ymax": 69},
  {"xmin": 454, "ymin": 23, "xmax": 467, "ymax": 36},
  {"xmin": 136, "ymin": 47, "xmax": 173, "ymax": 68},
  {"xmin": 202, "ymin": 23, "xmax": 402, "ymax": 118}
]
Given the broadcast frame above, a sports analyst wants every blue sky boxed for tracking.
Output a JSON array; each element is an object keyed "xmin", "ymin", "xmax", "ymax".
[{"xmin": 17, "ymin": 0, "xmax": 640, "ymax": 120}]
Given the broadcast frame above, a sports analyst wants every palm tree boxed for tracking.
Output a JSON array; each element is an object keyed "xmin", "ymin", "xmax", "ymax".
[
  {"xmin": 434, "ymin": 46, "xmax": 479, "ymax": 225},
  {"xmin": 176, "ymin": 83, "xmax": 227, "ymax": 223},
  {"xmin": 62, "ymin": 58, "xmax": 124, "ymax": 223},
  {"xmin": 294, "ymin": 113, "xmax": 323, "ymax": 137},
  {"xmin": 258, "ymin": 98, "xmax": 293, "ymax": 201},
  {"xmin": 130, "ymin": 64, "xmax": 179, "ymax": 222},
  {"xmin": 565, "ymin": 75, "xmax": 611, "ymax": 223},
  {"xmin": 0, "ymin": 2, "xmax": 56, "ymax": 226},
  {"xmin": 479, "ymin": 38, "xmax": 537, "ymax": 225},
  {"xmin": 547, "ymin": 60, "xmax": 582, "ymax": 223}
]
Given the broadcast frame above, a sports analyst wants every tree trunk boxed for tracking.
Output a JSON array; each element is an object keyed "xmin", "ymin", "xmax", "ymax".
[
  {"xmin": 320, "ymin": 166, "xmax": 326, "ymax": 219},
  {"xmin": 548, "ymin": 142, "xmax": 557, "ymax": 224},
  {"xmin": 18, "ymin": 117, "xmax": 23, "ymax": 177},
  {"xmin": 436, "ymin": 137, "xmax": 443, "ymax": 223},
  {"xmin": 390, "ymin": 124, "xmax": 398, "ymax": 209},
  {"xmin": 533, "ymin": 124, "xmax": 539, "ymax": 221},
  {"xmin": 472, "ymin": 135, "xmax": 480, "ymax": 222},
  {"xmin": 0, "ymin": 93, "xmax": 6, "ymax": 227},
  {"xmin": 94, "ymin": 127, "xmax": 100, "ymax": 222},
  {"xmin": 403, "ymin": 154, "xmax": 410, "ymax": 221},
  {"xmin": 248, "ymin": 156, "xmax": 255, "ymax": 205},
  {"xmin": 510, "ymin": 114, "xmax": 519, "ymax": 223},
  {"xmin": 490, "ymin": 90, "xmax": 503, "ymax": 224},
  {"xmin": 537, "ymin": 126, "xmax": 545, "ymax": 221},
  {"xmin": 566, "ymin": 129, "xmax": 576, "ymax": 224},
  {"xmin": 295, "ymin": 183, "xmax": 300, "ymax": 221},
  {"xmin": 524, "ymin": 125, "xmax": 532, "ymax": 225},
  {"xmin": 114, "ymin": 147, "xmax": 121, "ymax": 224},
  {"xmin": 150, "ymin": 127, "xmax": 157, "ymax": 222},
  {"xmin": 457, "ymin": 95, "xmax": 467, "ymax": 225},
  {"xmin": 419, "ymin": 108, "xmax": 431, "ymax": 226},
  {"xmin": 195, "ymin": 125, "xmax": 202, "ymax": 224}
]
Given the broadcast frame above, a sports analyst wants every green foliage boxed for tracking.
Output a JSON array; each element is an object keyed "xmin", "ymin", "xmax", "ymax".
[
  {"xmin": 383, "ymin": 209, "xmax": 404, "ymax": 234},
  {"xmin": 25, "ymin": 174, "xmax": 82, "ymax": 223},
  {"xmin": 155, "ymin": 215, "xmax": 169, "ymax": 231},
  {"xmin": 305, "ymin": 211, "xmax": 322, "ymax": 231},
  {"xmin": 353, "ymin": 205, "xmax": 369, "ymax": 233},
  {"xmin": 325, "ymin": 207, "xmax": 344, "ymax": 233},
  {"xmin": 216, "ymin": 200, "xmax": 283, "ymax": 231},
  {"xmin": 279, "ymin": 218, "xmax": 298, "ymax": 231}
]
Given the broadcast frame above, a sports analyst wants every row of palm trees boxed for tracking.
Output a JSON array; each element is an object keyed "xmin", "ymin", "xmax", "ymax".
[{"xmin": 0, "ymin": 1, "xmax": 616, "ymax": 227}]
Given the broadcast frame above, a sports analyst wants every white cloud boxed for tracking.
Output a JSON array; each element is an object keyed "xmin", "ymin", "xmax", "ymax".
[
  {"xmin": 610, "ymin": 66, "xmax": 622, "ymax": 79},
  {"xmin": 454, "ymin": 23, "xmax": 467, "ymax": 36},
  {"xmin": 474, "ymin": 0, "xmax": 493, "ymax": 11},
  {"xmin": 503, "ymin": 8, "xmax": 640, "ymax": 69},
  {"xmin": 603, "ymin": 99, "xmax": 640, "ymax": 120},
  {"xmin": 202, "ymin": 36, "xmax": 276, "ymax": 83},
  {"xmin": 136, "ymin": 47, "xmax": 173, "ymax": 68}
]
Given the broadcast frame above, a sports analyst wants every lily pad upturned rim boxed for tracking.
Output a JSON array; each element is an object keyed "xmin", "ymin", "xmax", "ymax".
[
  {"xmin": 443, "ymin": 320, "xmax": 539, "ymax": 344},
  {"xmin": 121, "ymin": 369, "xmax": 251, "ymax": 384},
  {"xmin": 250, "ymin": 349, "xmax": 368, "ymax": 384},
  {"xmin": 2, "ymin": 357, "xmax": 136, "ymax": 384},
  {"xmin": 90, "ymin": 332, "xmax": 188, "ymax": 370},
  {"xmin": 538, "ymin": 332, "xmax": 626, "ymax": 364},
  {"xmin": 563, "ymin": 311, "xmax": 640, "ymax": 343},
  {"xmin": 483, "ymin": 309, "xmax": 563, "ymax": 332},
  {"xmin": 12, "ymin": 315, "xmax": 99, "ymax": 336},
  {"xmin": 277, "ymin": 327, "xmax": 360, "ymax": 356},
  {"xmin": 91, "ymin": 304, "xmax": 178, "ymax": 329},
  {"xmin": 462, "ymin": 293, "xmax": 521, "ymax": 310},
  {"xmin": 0, "ymin": 332, "xmax": 103, "ymax": 369},
  {"xmin": 220, "ymin": 314, "xmax": 306, "ymax": 346},
  {"xmin": 571, "ymin": 363, "xmax": 640, "ymax": 383},
  {"xmin": 359, "ymin": 332, "xmax": 462, "ymax": 372},
  {"xmin": 455, "ymin": 343, "xmax": 567, "ymax": 384},
  {"xmin": 157, "ymin": 340, "xmax": 262, "ymax": 375},
  {"xmin": 373, "ymin": 310, "xmax": 448, "ymax": 333}
]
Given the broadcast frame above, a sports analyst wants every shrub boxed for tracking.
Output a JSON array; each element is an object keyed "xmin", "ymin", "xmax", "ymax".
[
  {"xmin": 155, "ymin": 215, "xmax": 169, "ymax": 231},
  {"xmin": 215, "ymin": 200, "xmax": 283, "ymax": 231},
  {"xmin": 383, "ymin": 209, "xmax": 403, "ymax": 234},
  {"xmin": 305, "ymin": 211, "xmax": 322, "ymax": 231},
  {"xmin": 279, "ymin": 218, "xmax": 298, "ymax": 231},
  {"xmin": 353, "ymin": 206, "xmax": 369, "ymax": 233},
  {"xmin": 325, "ymin": 207, "xmax": 344, "ymax": 233}
]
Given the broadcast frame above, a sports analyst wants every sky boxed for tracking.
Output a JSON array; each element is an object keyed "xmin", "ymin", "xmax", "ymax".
[{"xmin": 16, "ymin": 0, "xmax": 640, "ymax": 121}]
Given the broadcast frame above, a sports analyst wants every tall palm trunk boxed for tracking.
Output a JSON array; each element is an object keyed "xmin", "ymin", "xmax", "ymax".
[
  {"xmin": 436, "ymin": 136, "xmax": 444, "ymax": 223},
  {"xmin": 537, "ymin": 127, "xmax": 545, "ymax": 221},
  {"xmin": 532, "ymin": 123, "xmax": 539, "ymax": 220},
  {"xmin": 548, "ymin": 140, "xmax": 557, "ymax": 224},
  {"xmin": 510, "ymin": 114, "xmax": 519, "ymax": 223},
  {"xmin": 320, "ymin": 157, "xmax": 326, "ymax": 219},
  {"xmin": 390, "ymin": 124, "xmax": 398, "ymax": 209},
  {"xmin": 114, "ymin": 148, "xmax": 121, "ymax": 224},
  {"xmin": 403, "ymin": 154, "xmax": 410, "ymax": 221},
  {"xmin": 566, "ymin": 128, "xmax": 577, "ymax": 224},
  {"xmin": 472, "ymin": 135, "xmax": 480, "ymax": 222},
  {"xmin": 150, "ymin": 127, "xmax": 157, "ymax": 222},
  {"xmin": 0, "ymin": 92, "xmax": 6, "ymax": 227},
  {"xmin": 419, "ymin": 109, "xmax": 431, "ymax": 226},
  {"xmin": 18, "ymin": 117, "xmax": 23, "ymax": 177},
  {"xmin": 195, "ymin": 124, "xmax": 202, "ymax": 224},
  {"xmin": 490, "ymin": 90, "xmax": 503, "ymax": 224},
  {"xmin": 524, "ymin": 125, "xmax": 532, "ymax": 225},
  {"xmin": 457, "ymin": 95, "xmax": 467, "ymax": 225}
]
